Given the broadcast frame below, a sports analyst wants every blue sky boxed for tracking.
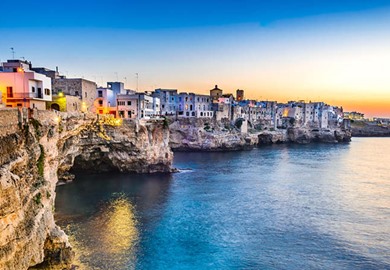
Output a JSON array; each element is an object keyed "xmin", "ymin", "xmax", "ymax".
[
  {"xmin": 1, "ymin": 0, "xmax": 389, "ymax": 29},
  {"xmin": 1, "ymin": 0, "xmax": 390, "ymax": 116}
]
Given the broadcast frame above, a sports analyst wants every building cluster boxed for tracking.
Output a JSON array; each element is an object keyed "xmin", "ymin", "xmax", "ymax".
[{"xmin": 0, "ymin": 59, "xmax": 347, "ymax": 130}]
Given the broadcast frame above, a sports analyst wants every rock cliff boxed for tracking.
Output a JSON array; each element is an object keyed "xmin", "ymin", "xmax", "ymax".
[
  {"xmin": 169, "ymin": 118, "xmax": 351, "ymax": 150},
  {"xmin": 286, "ymin": 127, "xmax": 352, "ymax": 144},
  {"xmin": 0, "ymin": 109, "xmax": 173, "ymax": 270},
  {"xmin": 169, "ymin": 118, "xmax": 258, "ymax": 151},
  {"xmin": 351, "ymin": 122, "xmax": 390, "ymax": 137}
]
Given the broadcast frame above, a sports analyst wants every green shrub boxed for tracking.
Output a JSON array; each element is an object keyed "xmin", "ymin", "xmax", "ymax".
[
  {"xmin": 34, "ymin": 193, "xmax": 42, "ymax": 205},
  {"xmin": 30, "ymin": 118, "xmax": 42, "ymax": 138},
  {"xmin": 37, "ymin": 144, "xmax": 45, "ymax": 177}
]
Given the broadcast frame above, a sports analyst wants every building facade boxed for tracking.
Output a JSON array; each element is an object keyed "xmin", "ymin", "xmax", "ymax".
[
  {"xmin": 53, "ymin": 77, "xmax": 97, "ymax": 112},
  {"xmin": 153, "ymin": 88, "xmax": 178, "ymax": 116},
  {"xmin": 117, "ymin": 93, "xmax": 160, "ymax": 119},
  {"xmin": 0, "ymin": 60, "xmax": 52, "ymax": 110}
]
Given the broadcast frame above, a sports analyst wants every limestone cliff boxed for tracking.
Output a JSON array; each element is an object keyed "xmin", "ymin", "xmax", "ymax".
[
  {"xmin": 286, "ymin": 127, "xmax": 352, "ymax": 144},
  {"xmin": 169, "ymin": 118, "xmax": 258, "ymax": 151},
  {"xmin": 0, "ymin": 109, "xmax": 173, "ymax": 270},
  {"xmin": 169, "ymin": 118, "xmax": 351, "ymax": 150},
  {"xmin": 351, "ymin": 121, "xmax": 390, "ymax": 137}
]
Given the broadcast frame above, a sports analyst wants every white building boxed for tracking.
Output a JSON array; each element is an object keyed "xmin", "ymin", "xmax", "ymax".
[
  {"xmin": 0, "ymin": 60, "xmax": 52, "ymax": 110},
  {"xmin": 177, "ymin": 92, "xmax": 213, "ymax": 118},
  {"xmin": 117, "ymin": 93, "xmax": 160, "ymax": 119},
  {"xmin": 94, "ymin": 87, "xmax": 116, "ymax": 115},
  {"xmin": 194, "ymin": 94, "xmax": 213, "ymax": 118},
  {"xmin": 153, "ymin": 88, "xmax": 178, "ymax": 116}
]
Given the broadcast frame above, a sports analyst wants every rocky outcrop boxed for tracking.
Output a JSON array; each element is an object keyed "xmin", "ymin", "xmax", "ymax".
[
  {"xmin": 0, "ymin": 109, "xmax": 173, "ymax": 270},
  {"xmin": 169, "ymin": 118, "xmax": 257, "ymax": 151},
  {"xmin": 351, "ymin": 122, "xmax": 390, "ymax": 137},
  {"xmin": 286, "ymin": 127, "xmax": 350, "ymax": 143},
  {"xmin": 57, "ymin": 114, "xmax": 173, "ymax": 179},
  {"xmin": 286, "ymin": 127, "xmax": 351, "ymax": 144},
  {"xmin": 169, "ymin": 118, "xmax": 351, "ymax": 150},
  {"xmin": 257, "ymin": 131, "xmax": 287, "ymax": 145}
]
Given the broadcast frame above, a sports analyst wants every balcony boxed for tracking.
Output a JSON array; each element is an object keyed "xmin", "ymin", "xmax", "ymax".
[{"xmin": 6, "ymin": 92, "xmax": 44, "ymax": 99}]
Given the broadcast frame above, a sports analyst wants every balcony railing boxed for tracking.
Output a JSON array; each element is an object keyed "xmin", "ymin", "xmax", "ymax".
[{"xmin": 7, "ymin": 92, "xmax": 44, "ymax": 99}]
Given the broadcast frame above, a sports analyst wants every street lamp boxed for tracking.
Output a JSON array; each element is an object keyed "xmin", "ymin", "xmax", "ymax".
[{"xmin": 17, "ymin": 67, "xmax": 27, "ymax": 108}]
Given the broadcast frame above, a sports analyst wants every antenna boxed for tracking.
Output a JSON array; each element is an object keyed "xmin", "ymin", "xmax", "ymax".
[
  {"xmin": 135, "ymin": 73, "xmax": 139, "ymax": 91},
  {"xmin": 10, "ymin": 48, "xmax": 15, "ymax": 59}
]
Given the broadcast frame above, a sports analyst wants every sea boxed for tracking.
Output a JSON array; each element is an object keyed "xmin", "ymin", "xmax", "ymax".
[{"xmin": 55, "ymin": 137, "xmax": 390, "ymax": 270}]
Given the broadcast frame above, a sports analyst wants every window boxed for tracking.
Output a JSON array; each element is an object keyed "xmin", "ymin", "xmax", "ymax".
[
  {"xmin": 75, "ymin": 91, "xmax": 79, "ymax": 96},
  {"xmin": 127, "ymin": 101, "xmax": 131, "ymax": 106},
  {"xmin": 32, "ymin": 86, "xmax": 35, "ymax": 93},
  {"xmin": 190, "ymin": 105, "xmax": 193, "ymax": 111},
  {"xmin": 98, "ymin": 100, "xmax": 103, "ymax": 105},
  {"xmin": 6, "ymin": 87, "xmax": 13, "ymax": 98},
  {"xmin": 98, "ymin": 91, "xmax": 103, "ymax": 97},
  {"xmin": 45, "ymin": 88, "xmax": 50, "ymax": 95},
  {"xmin": 119, "ymin": 111, "xmax": 124, "ymax": 118},
  {"xmin": 128, "ymin": 111, "xmax": 132, "ymax": 118},
  {"xmin": 17, "ymin": 103, "xmax": 22, "ymax": 107},
  {"xmin": 37, "ymin": 88, "xmax": 42, "ymax": 98},
  {"xmin": 185, "ymin": 97, "xmax": 188, "ymax": 102},
  {"xmin": 162, "ymin": 104, "xmax": 165, "ymax": 109},
  {"xmin": 179, "ymin": 97, "xmax": 182, "ymax": 102}
]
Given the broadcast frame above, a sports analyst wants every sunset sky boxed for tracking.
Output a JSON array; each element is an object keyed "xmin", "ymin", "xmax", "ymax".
[{"xmin": 1, "ymin": 0, "xmax": 389, "ymax": 117}]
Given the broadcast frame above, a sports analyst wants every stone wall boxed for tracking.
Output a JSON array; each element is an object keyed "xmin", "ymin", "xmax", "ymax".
[{"xmin": 0, "ymin": 109, "xmax": 20, "ymax": 137}]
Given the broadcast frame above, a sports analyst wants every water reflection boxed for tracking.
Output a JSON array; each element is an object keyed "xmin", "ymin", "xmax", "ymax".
[
  {"xmin": 65, "ymin": 195, "xmax": 138, "ymax": 269},
  {"xmin": 56, "ymin": 172, "xmax": 173, "ymax": 269}
]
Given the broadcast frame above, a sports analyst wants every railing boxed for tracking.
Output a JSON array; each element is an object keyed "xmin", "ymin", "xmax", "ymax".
[{"xmin": 6, "ymin": 92, "xmax": 44, "ymax": 99}]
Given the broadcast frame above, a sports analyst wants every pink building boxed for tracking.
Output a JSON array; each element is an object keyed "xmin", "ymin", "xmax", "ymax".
[{"xmin": 0, "ymin": 60, "xmax": 52, "ymax": 110}]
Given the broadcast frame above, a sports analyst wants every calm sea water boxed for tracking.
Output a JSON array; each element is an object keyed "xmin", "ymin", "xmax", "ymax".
[{"xmin": 55, "ymin": 138, "xmax": 390, "ymax": 270}]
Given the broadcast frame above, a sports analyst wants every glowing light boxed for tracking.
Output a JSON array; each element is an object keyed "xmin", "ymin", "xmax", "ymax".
[
  {"xmin": 54, "ymin": 116, "xmax": 61, "ymax": 123},
  {"xmin": 16, "ymin": 67, "xmax": 24, "ymax": 73},
  {"xmin": 115, "ymin": 119, "xmax": 122, "ymax": 126},
  {"xmin": 58, "ymin": 92, "xmax": 64, "ymax": 97},
  {"xmin": 81, "ymin": 102, "xmax": 87, "ymax": 112}
]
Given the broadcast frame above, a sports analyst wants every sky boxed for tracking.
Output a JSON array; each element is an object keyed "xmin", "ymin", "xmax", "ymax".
[{"xmin": 1, "ymin": 0, "xmax": 390, "ymax": 117}]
